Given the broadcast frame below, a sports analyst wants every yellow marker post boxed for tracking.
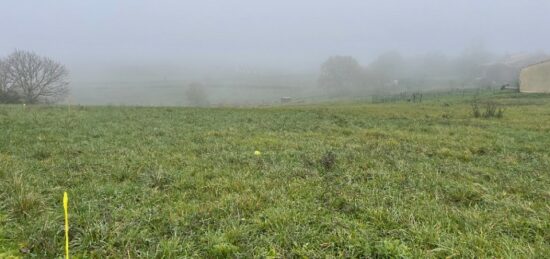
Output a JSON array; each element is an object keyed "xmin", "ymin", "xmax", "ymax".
[{"xmin": 63, "ymin": 192, "xmax": 69, "ymax": 259}]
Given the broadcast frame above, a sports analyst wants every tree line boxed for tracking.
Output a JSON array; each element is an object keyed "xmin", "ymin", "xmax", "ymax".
[
  {"xmin": 318, "ymin": 48, "xmax": 549, "ymax": 97},
  {"xmin": 0, "ymin": 50, "xmax": 69, "ymax": 104}
]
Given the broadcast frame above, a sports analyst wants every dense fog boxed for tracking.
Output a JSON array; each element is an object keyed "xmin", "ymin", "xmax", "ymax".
[{"xmin": 1, "ymin": 0, "xmax": 549, "ymax": 105}]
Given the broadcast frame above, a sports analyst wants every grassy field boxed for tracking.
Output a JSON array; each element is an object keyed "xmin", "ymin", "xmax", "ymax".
[{"xmin": 1, "ymin": 91, "xmax": 549, "ymax": 258}]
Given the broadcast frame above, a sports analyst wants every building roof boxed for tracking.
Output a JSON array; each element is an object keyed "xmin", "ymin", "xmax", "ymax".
[
  {"xmin": 521, "ymin": 59, "xmax": 550, "ymax": 70},
  {"xmin": 482, "ymin": 53, "xmax": 549, "ymax": 69}
]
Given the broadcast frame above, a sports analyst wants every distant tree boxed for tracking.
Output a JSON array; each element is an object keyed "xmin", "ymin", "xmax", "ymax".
[
  {"xmin": 0, "ymin": 59, "xmax": 19, "ymax": 103},
  {"xmin": 453, "ymin": 43, "xmax": 494, "ymax": 85},
  {"xmin": 368, "ymin": 51, "xmax": 405, "ymax": 83},
  {"xmin": 318, "ymin": 56, "xmax": 364, "ymax": 95},
  {"xmin": 185, "ymin": 82, "xmax": 209, "ymax": 107},
  {"xmin": 2, "ymin": 50, "xmax": 69, "ymax": 104},
  {"xmin": 418, "ymin": 52, "xmax": 450, "ymax": 78}
]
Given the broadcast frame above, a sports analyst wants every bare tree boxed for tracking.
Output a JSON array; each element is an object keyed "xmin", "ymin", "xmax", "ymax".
[
  {"xmin": 0, "ymin": 59, "xmax": 19, "ymax": 103},
  {"xmin": 3, "ymin": 50, "xmax": 69, "ymax": 103},
  {"xmin": 0, "ymin": 59, "xmax": 9, "ymax": 93}
]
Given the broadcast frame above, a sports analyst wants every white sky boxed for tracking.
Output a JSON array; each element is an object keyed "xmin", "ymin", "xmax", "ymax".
[{"xmin": 1, "ymin": 0, "xmax": 549, "ymax": 70}]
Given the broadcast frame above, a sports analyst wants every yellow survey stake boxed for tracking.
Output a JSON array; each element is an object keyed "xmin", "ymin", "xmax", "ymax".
[{"xmin": 63, "ymin": 192, "xmax": 69, "ymax": 259}]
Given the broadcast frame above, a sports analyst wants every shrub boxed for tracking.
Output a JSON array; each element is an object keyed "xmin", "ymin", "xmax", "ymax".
[
  {"xmin": 471, "ymin": 102, "xmax": 481, "ymax": 118},
  {"xmin": 471, "ymin": 101, "xmax": 504, "ymax": 119},
  {"xmin": 483, "ymin": 102, "xmax": 504, "ymax": 118}
]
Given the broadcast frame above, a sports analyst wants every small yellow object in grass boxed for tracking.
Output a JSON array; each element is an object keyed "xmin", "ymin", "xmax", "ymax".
[
  {"xmin": 254, "ymin": 150, "xmax": 261, "ymax": 156},
  {"xmin": 63, "ymin": 192, "xmax": 69, "ymax": 259}
]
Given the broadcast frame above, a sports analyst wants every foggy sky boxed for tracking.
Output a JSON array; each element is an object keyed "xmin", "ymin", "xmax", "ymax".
[{"xmin": 1, "ymin": 0, "xmax": 549, "ymax": 71}]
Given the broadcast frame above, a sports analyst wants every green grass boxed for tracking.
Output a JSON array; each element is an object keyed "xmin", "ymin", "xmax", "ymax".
[{"xmin": 1, "ymin": 92, "xmax": 549, "ymax": 257}]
